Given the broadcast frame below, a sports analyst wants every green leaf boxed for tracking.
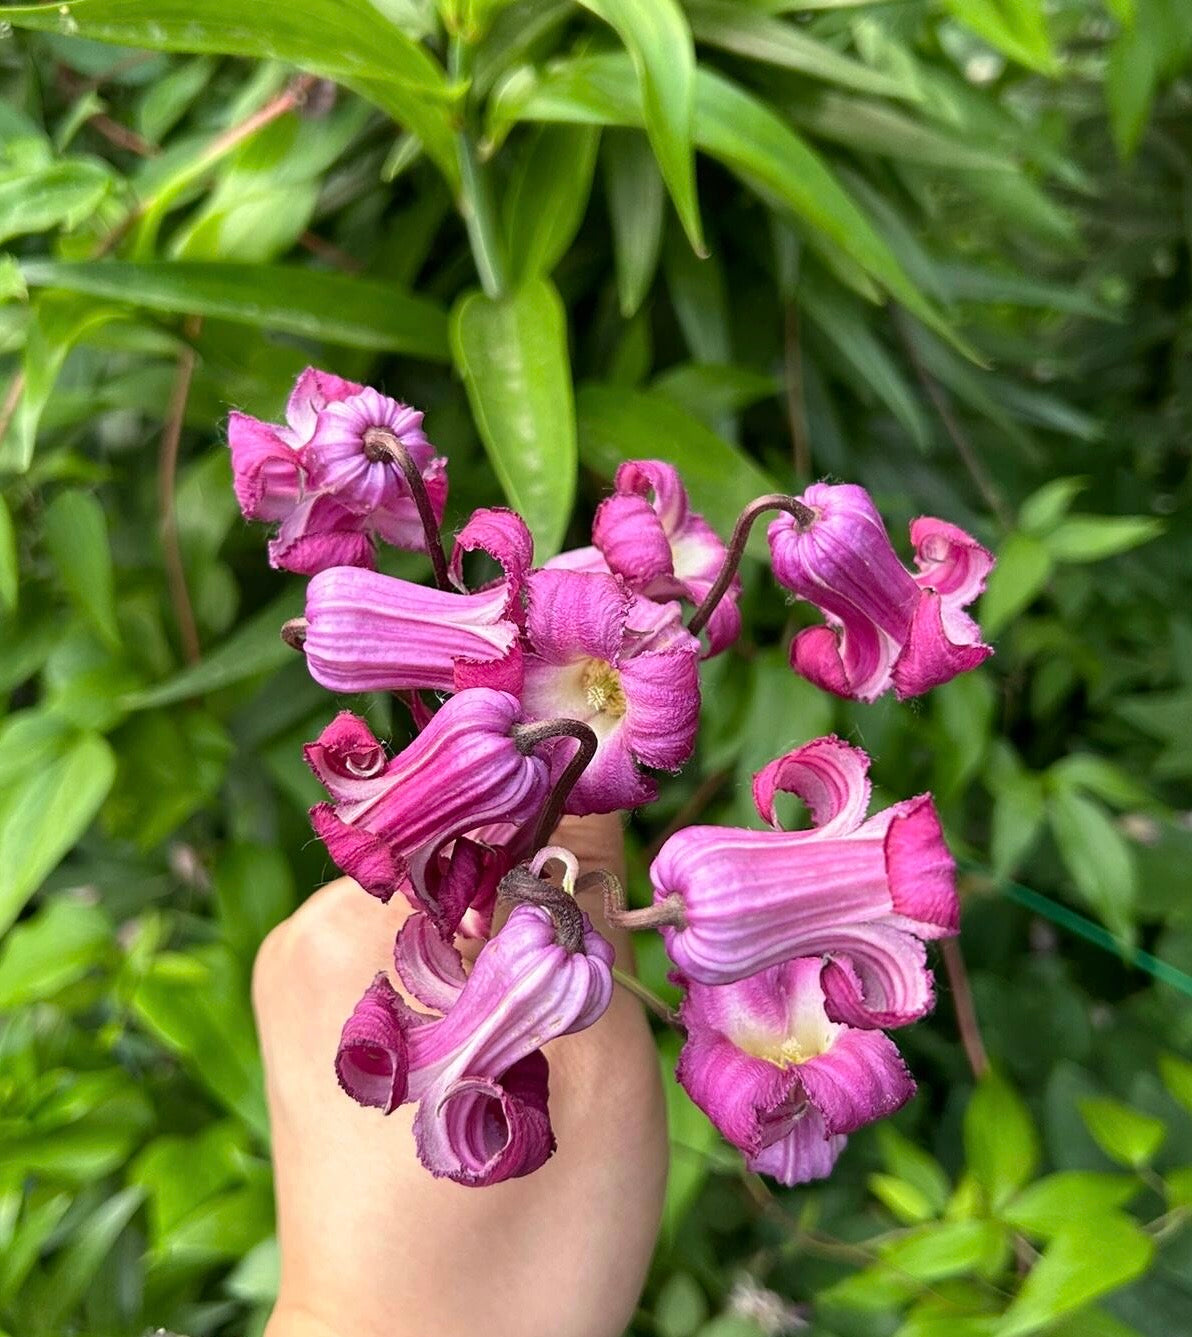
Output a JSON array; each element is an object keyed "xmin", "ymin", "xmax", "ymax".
[
  {"xmin": 868, "ymin": 1173, "xmax": 938, "ymax": 1225},
  {"xmin": 214, "ymin": 843, "xmax": 296, "ymax": 961},
  {"xmin": 577, "ymin": 0, "xmax": 704, "ymax": 254},
  {"xmin": 1003, "ymin": 1172, "xmax": 1138, "ymax": 1240},
  {"xmin": 0, "ymin": 159, "xmax": 112, "ymax": 246},
  {"xmin": 990, "ymin": 768, "xmax": 1046, "ymax": 880},
  {"xmin": 1077, "ymin": 1097, "xmax": 1166, "ymax": 1169},
  {"xmin": 944, "ymin": 0, "xmax": 1058, "ymax": 76},
  {"xmin": 123, "ymin": 587, "xmax": 303, "ymax": 709},
  {"xmin": 1019, "ymin": 477, "xmax": 1087, "ymax": 533},
  {"xmin": 1047, "ymin": 755, "xmax": 1153, "ymax": 811},
  {"xmin": 1106, "ymin": 15, "xmax": 1161, "ymax": 159},
  {"xmin": 0, "ymin": 494, "xmax": 17, "ymax": 616},
  {"xmin": 687, "ymin": 1, "xmax": 908, "ymax": 97},
  {"xmin": 132, "ymin": 945, "xmax": 268, "ymax": 1141},
  {"xmin": 997, "ymin": 1215, "xmax": 1154, "ymax": 1336},
  {"xmin": 980, "ymin": 532, "xmax": 1052, "ymax": 637},
  {"xmin": 1048, "ymin": 788, "xmax": 1137, "ymax": 943},
  {"xmin": 876, "ymin": 1124, "xmax": 952, "ymax": 1214},
  {"xmin": 503, "ymin": 123, "xmax": 601, "ymax": 282},
  {"xmin": 21, "ymin": 261, "xmax": 450, "ymax": 360},
  {"xmin": 603, "ymin": 130, "xmax": 666, "ymax": 317},
  {"xmin": 879, "ymin": 1219, "xmax": 1008, "ymax": 1281},
  {"xmin": 3, "ymin": 0, "xmax": 459, "ymax": 182},
  {"xmin": 658, "ymin": 1031, "xmax": 720, "ymax": 1244},
  {"xmin": 450, "ymin": 279, "xmax": 577, "ymax": 558},
  {"xmin": 0, "ymin": 732, "xmax": 116, "ymax": 935},
  {"xmin": 1158, "ymin": 1052, "xmax": 1192, "ymax": 1114},
  {"xmin": 1042, "ymin": 515, "xmax": 1163, "ymax": 564},
  {"xmin": 576, "ymin": 385, "xmax": 780, "ymax": 560},
  {"xmin": 42, "ymin": 489, "xmax": 120, "ymax": 650},
  {"xmin": 0, "ymin": 897, "xmax": 110, "ymax": 1010},
  {"xmin": 964, "ymin": 1069, "xmax": 1039, "ymax": 1210},
  {"xmin": 655, "ymin": 1272, "xmax": 709, "ymax": 1337}
]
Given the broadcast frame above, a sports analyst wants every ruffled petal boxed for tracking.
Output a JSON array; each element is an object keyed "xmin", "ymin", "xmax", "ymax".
[
  {"xmin": 564, "ymin": 723, "xmax": 658, "ymax": 816},
  {"xmin": 286, "ymin": 366, "xmax": 364, "ymax": 441},
  {"xmin": 891, "ymin": 591, "xmax": 993, "ymax": 700},
  {"xmin": 303, "ymin": 712, "xmax": 388, "ymax": 804},
  {"xmin": 614, "ymin": 459, "xmax": 690, "ymax": 534},
  {"xmin": 883, "ymin": 795, "xmax": 959, "ymax": 937},
  {"xmin": 394, "ymin": 912, "xmax": 468, "ymax": 1013},
  {"xmin": 449, "ymin": 506, "xmax": 534, "ymax": 609},
  {"xmin": 796, "ymin": 1027, "xmax": 915, "ymax": 1135},
  {"xmin": 415, "ymin": 1053, "xmax": 555, "ymax": 1185},
  {"xmin": 268, "ymin": 496, "xmax": 373, "ymax": 575},
  {"xmin": 227, "ymin": 412, "xmax": 303, "ymax": 521},
  {"xmin": 309, "ymin": 803, "xmax": 402, "ymax": 900},
  {"xmin": 747, "ymin": 1110, "xmax": 846, "ymax": 1185},
  {"xmin": 818, "ymin": 927, "xmax": 935, "ymax": 1029},
  {"xmin": 619, "ymin": 647, "xmax": 701, "ymax": 773},
  {"xmin": 592, "ymin": 492, "xmax": 674, "ymax": 586},
  {"xmin": 334, "ymin": 973, "xmax": 418, "ymax": 1112},
  {"xmin": 752, "ymin": 735, "xmax": 872, "ymax": 836},
  {"xmin": 910, "ymin": 517, "xmax": 995, "ymax": 611},
  {"xmin": 525, "ymin": 569, "xmax": 630, "ymax": 666}
]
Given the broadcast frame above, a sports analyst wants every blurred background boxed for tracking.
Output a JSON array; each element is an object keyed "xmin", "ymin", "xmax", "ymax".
[{"xmin": 1, "ymin": 1, "xmax": 1191, "ymax": 1334}]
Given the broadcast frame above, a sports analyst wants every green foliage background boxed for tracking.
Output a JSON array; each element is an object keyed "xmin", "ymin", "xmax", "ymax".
[{"xmin": 1, "ymin": 1, "xmax": 1191, "ymax": 1334}]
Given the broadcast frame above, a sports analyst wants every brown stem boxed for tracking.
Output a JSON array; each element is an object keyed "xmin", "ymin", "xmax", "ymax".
[
  {"xmin": 87, "ymin": 113, "xmax": 159, "ymax": 158},
  {"xmin": 893, "ymin": 310, "xmax": 1012, "ymax": 530},
  {"xmin": 361, "ymin": 426, "xmax": 450, "ymax": 589},
  {"xmin": 687, "ymin": 493, "xmax": 817, "ymax": 638},
  {"xmin": 93, "ymin": 74, "xmax": 319, "ymax": 259},
  {"xmin": 158, "ymin": 321, "xmax": 201, "ymax": 664},
  {"xmin": 512, "ymin": 720, "xmax": 599, "ymax": 854},
  {"xmin": 575, "ymin": 868, "xmax": 686, "ymax": 932},
  {"xmin": 941, "ymin": 936, "xmax": 989, "ymax": 1080},
  {"xmin": 498, "ymin": 865, "xmax": 585, "ymax": 953},
  {"xmin": 299, "ymin": 231, "xmax": 362, "ymax": 272},
  {"xmin": 784, "ymin": 303, "xmax": 811, "ymax": 482}
]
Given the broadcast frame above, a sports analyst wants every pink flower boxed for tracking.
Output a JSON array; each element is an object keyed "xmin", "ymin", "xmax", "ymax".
[
  {"xmin": 301, "ymin": 507, "xmax": 531, "ymax": 696},
  {"xmin": 227, "ymin": 367, "xmax": 447, "ymax": 575},
  {"xmin": 650, "ymin": 736, "xmax": 956, "ymax": 1027},
  {"xmin": 548, "ymin": 460, "xmax": 739, "ymax": 656},
  {"xmin": 520, "ymin": 568, "xmax": 701, "ymax": 815},
  {"xmin": 305, "ymin": 689, "xmax": 549, "ymax": 928},
  {"xmin": 766, "ymin": 483, "xmax": 994, "ymax": 701},
  {"xmin": 675, "ymin": 957, "xmax": 915, "ymax": 1185},
  {"xmin": 336, "ymin": 903, "xmax": 614, "ymax": 1185}
]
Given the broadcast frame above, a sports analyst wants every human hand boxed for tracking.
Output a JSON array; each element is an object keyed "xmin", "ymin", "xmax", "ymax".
[{"xmin": 252, "ymin": 813, "xmax": 668, "ymax": 1337}]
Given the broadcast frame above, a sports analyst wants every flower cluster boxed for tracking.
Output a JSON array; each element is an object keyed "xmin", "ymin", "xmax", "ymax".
[{"xmin": 229, "ymin": 368, "xmax": 995, "ymax": 1186}]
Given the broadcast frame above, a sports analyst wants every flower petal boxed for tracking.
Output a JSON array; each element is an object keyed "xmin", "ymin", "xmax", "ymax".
[
  {"xmin": 268, "ymin": 496, "xmax": 374, "ymax": 576},
  {"xmin": 891, "ymin": 591, "xmax": 993, "ymax": 700},
  {"xmin": 619, "ymin": 646, "xmax": 701, "ymax": 773},
  {"xmin": 525, "ymin": 568, "xmax": 630, "ymax": 666},
  {"xmin": 883, "ymin": 795, "xmax": 959, "ymax": 937},
  {"xmin": 752, "ymin": 735, "xmax": 872, "ymax": 836},
  {"xmin": 818, "ymin": 927, "xmax": 935, "ymax": 1030},
  {"xmin": 592, "ymin": 492, "xmax": 674, "ymax": 586},
  {"xmin": 335, "ymin": 973, "xmax": 420, "ymax": 1113},
  {"xmin": 393, "ymin": 912, "xmax": 468, "ymax": 1013},
  {"xmin": 227, "ymin": 412, "xmax": 303, "ymax": 521},
  {"xmin": 286, "ymin": 366, "xmax": 364, "ymax": 440},
  {"xmin": 449, "ymin": 506, "xmax": 534, "ymax": 607},
  {"xmin": 796, "ymin": 1026, "xmax": 915, "ymax": 1135},
  {"xmin": 303, "ymin": 712, "xmax": 388, "ymax": 804},
  {"xmin": 746, "ymin": 1110, "xmax": 846, "ymax": 1185}
]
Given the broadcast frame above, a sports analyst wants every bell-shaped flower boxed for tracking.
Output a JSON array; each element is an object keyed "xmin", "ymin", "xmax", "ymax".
[
  {"xmin": 650, "ymin": 736, "xmax": 956, "ymax": 1026},
  {"xmin": 520, "ymin": 568, "xmax": 701, "ymax": 815},
  {"xmin": 305, "ymin": 689, "xmax": 549, "ymax": 921},
  {"xmin": 227, "ymin": 367, "xmax": 447, "ymax": 575},
  {"xmin": 547, "ymin": 460, "xmax": 739, "ymax": 656},
  {"xmin": 675, "ymin": 957, "xmax": 915, "ymax": 1185},
  {"xmin": 301, "ymin": 507, "xmax": 531, "ymax": 696},
  {"xmin": 335, "ymin": 903, "xmax": 614, "ymax": 1185},
  {"xmin": 767, "ymin": 483, "xmax": 994, "ymax": 701}
]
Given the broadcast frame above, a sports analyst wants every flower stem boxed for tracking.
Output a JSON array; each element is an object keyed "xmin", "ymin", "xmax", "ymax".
[
  {"xmin": 512, "ymin": 720, "xmax": 599, "ymax": 853},
  {"xmin": 361, "ymin": 426, "xmax": 450, "ymax": 589},
  {"xmin": 449, "ymin": 38, "xmax": 507, "ymax": 299},
  {"xmin": 687, "ymin": 493, "xmax": 816, "ymax": 639},
  {"xmin": 575, "ymin": 869, "xmax": 686, "ymax": 932},
  {"xmin": 611, "ymin": 967, "xmax": 682, "ymax": 1029},
  {"xmin": 941, "ymin": 937, "xmax": 989, "ymax": 1081},
  {"xmin": 498, "ymin": 865, "xmax": 585, "ymax": 953}
]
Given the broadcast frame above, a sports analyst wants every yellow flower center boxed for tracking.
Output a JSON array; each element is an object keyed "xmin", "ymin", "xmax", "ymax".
[
  {"xmin": 581, "ymin": 659, "xmax": 627, "ymax": 719},
  {"xmin": 735, "ymin": 1023, "xmax": 835, "ymax": 1070}
]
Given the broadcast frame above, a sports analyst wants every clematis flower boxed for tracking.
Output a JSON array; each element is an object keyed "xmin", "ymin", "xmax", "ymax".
[
  {"xmin": 520, "ymin": 568, "xmax": 701, "ymax": 815},
  {"xmin": 305, "ymin": 689, "xmax": 549, "ymax": 924},
  {"xmin": 650, "ymin": 736, "xmax": 956, "ymax": 1026},
  {"xmin": 301, "ymin": 507, "xmax": 531, "ymax": 696},
  {"xmin": 766, "ymin": 482, "xmax": 994, "ymax": 701},
  {"xmin": 548, "ymin": 460, "xmax": 739, "ymax": 656},
  {"xmin": 336, "ymin": 903, "xmax": 614, "ymax": 1185},
  {"xmin": 675, "ymin": 957, "xmax": 915, "ymax": 1185},
  {"xmin": 227, "ymin": 367, "xmax": 447, "ymax": 575}
]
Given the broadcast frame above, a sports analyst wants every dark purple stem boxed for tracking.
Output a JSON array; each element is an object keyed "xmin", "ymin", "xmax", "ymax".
[
  {"xmin": 498, "ymin": 865, "xmax": 586, "ymax": 953},
  {"xmin": 513, "ymin": 719, "xmax": 599, "ymax": 853},
  {"xmin": 362, "ymin": 426, "xmax": 451, "ymax": 590},
  {"xmin": 687, "ymin": 493, "xmax": 817, "ymax": 638}
]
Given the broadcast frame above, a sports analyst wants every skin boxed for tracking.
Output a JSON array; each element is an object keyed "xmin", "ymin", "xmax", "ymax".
[{"xmin": 252, "ymin": 813, "xmax": 669, "ymax": 1337}]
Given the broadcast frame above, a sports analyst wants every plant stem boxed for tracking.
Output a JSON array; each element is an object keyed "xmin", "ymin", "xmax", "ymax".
[
  {"xmin": 611, "ymin": 967, "xmax": 682, "ymax": 1029},
  {"xmin": 687, "ymin": 493, "xmax": 815, "ymax": 638},
  {"xmin": 512, "ymin": 720, "xmax": 599, "ymax": 853},
  {"xmin": 448, "ymin": 37, "xmax": 507, "ymax": 298},
  {"xmin": 361, "ymin": 427, "xmax": 451, "ymax": 589},
  {"xmin": 941, "ymin": 936, "xmax": 989, "ymax": 1080}
]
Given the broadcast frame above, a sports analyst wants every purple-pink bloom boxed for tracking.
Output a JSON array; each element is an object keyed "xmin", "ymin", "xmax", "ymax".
[
  {"xmin": 548, "ymin": 460, "xmax": 739, "ymax": 656},
  {"xmin": 520, "ymin": 569, "xmax": 701, "ymax": 815},
  {"xmin": 305, "ymin": 689, "xmax": 548, "ymax": 926},
  {"xmin": 301, "ymin": 507, "xmax": 531, "ymax": 696},
  {"xmin": 675, "ymin": 957, "xmax": 915, "ymax": 1185},
  {"xmin": 336, "ymin": 903, "xmax": 614, "ymax": 1185},
  {"xmin": 766, "ymin": 483, "xmax": 994, "ymax": 702},
  {"xmin": 650, "ymin": 737, "xmax": 957, "ymax": 1026},
  {"xmin": 227, "ymin": 367, "xmax": 447, "ymax": 575}
]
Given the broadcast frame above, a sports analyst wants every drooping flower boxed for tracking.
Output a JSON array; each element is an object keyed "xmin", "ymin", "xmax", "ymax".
[
  {"xmin": 674, "ymin": 957, "xmax": 915, "ymax": 1185},
  {"xmin": 766, "ymin": 482, "xmax": 994, "ymax": 701},
  {"xmin": 301, "ymin": 507, "xmax": 531, "ymax": 696},
  {"xmin": 548, "ymin": 460, "xmax": 739, "ymax": 656},
  {"xmin": 650, "ymin": 736, "xmax": 956, "ymax": 1026},
  {"xmin": 336, "ymin": 903, "xmax": 614, "ymax": 1185},
  {"xmin": 520, "ymin": 568, "xmax": 701, "ymax": 815},
  {"xmin": 305, "ymin": 689, "xmax": 548, "ymax": 926},
  {"xmin": 227, "ymin": 367, "xmax": 446, "ymax": 575}
]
